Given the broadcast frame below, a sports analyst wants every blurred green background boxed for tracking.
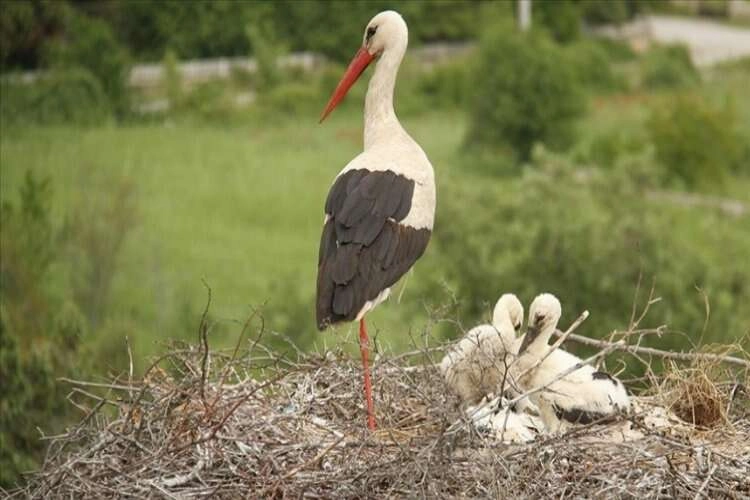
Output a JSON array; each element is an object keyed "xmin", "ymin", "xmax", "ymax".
[{"xmin": 2, "ymin": 0, "xmax": 750, "ymax": 488}]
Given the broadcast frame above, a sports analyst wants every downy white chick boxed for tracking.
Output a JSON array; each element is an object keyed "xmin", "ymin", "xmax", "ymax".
[
  {"xmin": 440, "ymin": 294, "xmax": 524, "ymax": 404},
  {"xmin": 514, "ymin": 293, "xmax": 630, "ymax": 433}
]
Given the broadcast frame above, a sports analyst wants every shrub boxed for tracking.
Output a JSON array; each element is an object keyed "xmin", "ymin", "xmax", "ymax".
[
  {"xmin": 592, "ymin": 37, "xmax": 638, "ymax": 62},
  {"xmin": 579, "ymin": 0, "xmax": 634, "ymax": 25},
  {"xmin": 0, "ymin": 171, "xmax": 138, "ymax": 487},
  {"xmin": 45, "ymin": 12, "xmax": 131, "ymax": 116},
  {"xmin": 0, "ymin": 173, "xmax": 80, "ymax": 488},
  {"xmin": 260, "ymin": 82, "xmax": 322, "ymax": 118},
  {"xmin": 575, "ymin": 128, "xmax": 648, "ymax": 168},
  {"xmin": 641, "ymin": 44, "xmax": 700, "ymax": 90},
  {"xmin": 0, "ymin": 69, "xmax": 111, "ymax": 127},
  {"xmin": 534, "ymin": 0, "xmax": 581, "ymax": 43},
  {"xmin": 647, "ymin": 94, "xmax": 744, "ymax": 188},
  {"xmin": 564, "ymin": 39, "xmax": 628, "ymax": 93},
  {"xmin": 417, "ymin": 59, "xmax": 472, "ymax": 109},
  {"xmin": 162, "ymin": 49, "xmax": 183, "ymax": 109},
  {"xmin": 246, "ymin": 21, "xmax": 285, "ymax": 94},
  {"xmin": 466, "ymin": 26, "xmax": 585, "ymax": 162}
]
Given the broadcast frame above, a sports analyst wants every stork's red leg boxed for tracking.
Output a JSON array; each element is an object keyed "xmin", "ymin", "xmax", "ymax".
[{"xmin": 359, "ymin": 318, "xmax": 376, "ymax": 430}]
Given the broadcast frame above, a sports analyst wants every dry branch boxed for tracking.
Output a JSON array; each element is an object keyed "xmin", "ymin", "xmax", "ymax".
[{"xmin": 553, "ymin": 330, "xmax": 750, "ymax": 369}]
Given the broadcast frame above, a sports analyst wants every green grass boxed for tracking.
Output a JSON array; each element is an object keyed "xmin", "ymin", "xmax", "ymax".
[{"xmin": 0, "ymin": 111, "xmax": 466, "ymax": 364}]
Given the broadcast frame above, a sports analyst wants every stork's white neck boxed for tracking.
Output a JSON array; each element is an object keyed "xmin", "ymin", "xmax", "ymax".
[
  {"xmin": 364, "ymin": 41, "xmax": 407, "ymax": 149},
  {"xmin": 524, "ymin": 324, "xmax": 556, "ymax": 358}
]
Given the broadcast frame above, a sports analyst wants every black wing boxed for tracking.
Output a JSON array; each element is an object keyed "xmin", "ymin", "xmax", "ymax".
[{"xmin": 316, "ymin": 168, "xmax": 431, "ymax": 329}]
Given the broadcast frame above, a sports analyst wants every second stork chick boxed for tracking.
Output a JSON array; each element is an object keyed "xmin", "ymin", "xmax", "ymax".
[
  {"xmin": 515, "ymin": 293, "xmax": 630, "ymax": 433},
  {"xmin": 440, "ymin": 294, "xmax": 523, "ymax": 404}
]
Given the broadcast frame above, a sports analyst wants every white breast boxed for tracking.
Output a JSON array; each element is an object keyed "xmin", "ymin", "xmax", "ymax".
[{"xmin": 518, "ymin": 348, "xmax": 630, "ymax": 432}]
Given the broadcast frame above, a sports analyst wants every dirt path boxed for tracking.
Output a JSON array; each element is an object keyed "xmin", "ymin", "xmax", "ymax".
[{"xmin": 598, "ymin": 15, "xmax": 750, "ymax": 66}]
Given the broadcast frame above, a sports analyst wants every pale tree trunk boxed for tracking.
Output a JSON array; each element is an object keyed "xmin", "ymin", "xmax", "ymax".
[{"xmin": 518, "ymin": 0, "xmax": 532, "ymax": 32}]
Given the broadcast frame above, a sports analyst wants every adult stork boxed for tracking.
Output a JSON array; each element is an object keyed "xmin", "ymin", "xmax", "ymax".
[{"xmin": 316, "ymin": 11, "xmax": 436, "ymax": 430}]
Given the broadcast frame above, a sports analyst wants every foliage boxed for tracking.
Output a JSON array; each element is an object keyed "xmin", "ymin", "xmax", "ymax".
[
  {"xmin": 563, "ymin": 39, "xmax": 628, "ymax": 93},
  {"xmin": 592, "ymin": 37, "xmax": 638, "ymax": 62},
  {"xmin": 579, "ymin": 0, "xmax": 633, "ymax": 25},
  {"xmin": 425, "ymin": 149, "xmax": 750, "ymax": 356},
  {"xmin": 641, "ymin": 44, "xmax": 700, "ymax": 90},
  {"xmin": 245, "ymin": 21, "xmax": 285, "ymax": 94},
  {"xmin": 162, "ymin": 49, "xmax": 182, "ymax": 109},
  {"xmin": 0, "ymin": 172, "xmax": 76, "ymax": 488},
  {"xmin": 0, "ymin": 69, "xmax": 111, "ymax": 127},
  {"xmin": 417, "ymin": 59, "xmax": 472, "ymax": 109},
  {"xmin": 260, "ymin": 82, "xmax": 322, "ymax": 118},
  {"xmin": 44, "ymin": 12, "xmax": 131, "ymax": 116},
  {"xmin": 0, "ymin": 170, "xmax": 137, "ymax": 487},
  {"xmin": 647, "ymin": 94, "xmax": 745, "ymax": 187},
  {"xmin": 466, "ymin": 26, "xmax": 585, "ymax": 162},
  {"xmin": 0, "ymin": 0, "xmax": 67, "ymax": 70},
  {"xmin": 30, "ymin": 0, "xmax": 503, "ymax": 65},
  {"xmin": 533, "ymin": 0, "xmax": 581, "ymax": 43},
  {"xmin": 576, "ymin": 127, "xmax": 647, "ymax": 168}
]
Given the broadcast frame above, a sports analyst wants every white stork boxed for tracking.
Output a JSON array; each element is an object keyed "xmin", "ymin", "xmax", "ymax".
[
  {"xmin": 316, "ymin": 11, "xmax": 436, "ymax": 430},
  {"xmin": 515, "ymin": 294, "xmax": 630, "ymax": 433},
  {"xmin": 440, "ymin": 294, "xmax": 524, "ymax": 405}
]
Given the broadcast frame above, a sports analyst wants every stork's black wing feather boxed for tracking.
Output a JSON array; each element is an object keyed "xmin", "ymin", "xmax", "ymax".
[{"xmin": 316, "ymin": 168, "xmax": 430, "ymax": 330}]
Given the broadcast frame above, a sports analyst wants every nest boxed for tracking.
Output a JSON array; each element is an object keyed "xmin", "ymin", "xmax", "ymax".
[{"xmin": 9, "ymin": 323, "xmax": 748, "ymax": 500}]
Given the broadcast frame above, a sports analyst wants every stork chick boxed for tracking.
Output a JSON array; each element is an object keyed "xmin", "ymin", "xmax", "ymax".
[
  {"xmin": 515, "ymin": 293, "xmax": 630, "ymax": 433},
  {"xmin": 440, "ymin": 294, "xmax": 524, "ymax": 405}
]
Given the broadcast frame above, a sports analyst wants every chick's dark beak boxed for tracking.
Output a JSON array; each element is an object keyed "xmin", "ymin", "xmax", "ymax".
[{"xmin": 517, "ymin": 323, "xmax": 541, "ymax": 355}]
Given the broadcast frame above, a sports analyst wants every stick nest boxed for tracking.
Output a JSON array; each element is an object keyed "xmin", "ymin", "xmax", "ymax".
[{"xmin": 15, "ymin": 333, "xmax": 750, "ymax": 499}]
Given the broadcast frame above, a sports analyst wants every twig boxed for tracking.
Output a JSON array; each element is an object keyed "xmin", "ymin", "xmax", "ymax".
[
  {"xmin": 552, "ymin": 330, "xmax": 750, "ymax": 369},
  {"xmin": 693, "ymin": 464, "xmax": 718, "ymax": 500},
  {"xmin": 199, "ymin": 279, "xmax": 212, "ymax": 403},
  {"xmin": 125, "ymin": 336, "xmax": 134, "ymax": 402},
  {"xmin": 159, "ymin": 457, "xmax": 206, "ymax": 488},
  {"xmin": 278, "ymin": 434, "xmax": 346, "ymax": 482}
]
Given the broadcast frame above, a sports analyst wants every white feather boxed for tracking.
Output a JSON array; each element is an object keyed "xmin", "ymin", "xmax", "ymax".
[
  {"xmin": 440, "ymin": 294, "xmax": 523, "ymax": 404},
  {"xmin": 515, "ymin": 293, "xmax": 630, "ymax": 433},
  {"xmin": 467, "ymin": 396, "xmax": 544, "ymax": 444}
]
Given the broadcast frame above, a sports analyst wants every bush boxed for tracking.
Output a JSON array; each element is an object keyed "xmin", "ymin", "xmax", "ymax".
[
  {"xmin": 647, "ymin": 94, "xmax": 744, "ymax": 188},
  {"xmin": 259, "ymin": 82, "xmax": 322, "ymax": 118},
  {"xmin": 0, "ymin": 69, "xmax": 111, "ymax": 127},
  {"xmin": 576, "ymin": 128, "xmax": 648, "ymax": 168},
  {"xmin": 641, "ymin": 44, "xmax": 700, "ymax": 90},
  {"xmin": 45, "ymin": 12, "xmax": 131, "ymax": 116},
  {"xmin": 564, "ymin": 39, "xmax": 628, "ymax": 93},
  {"xmin": 245, "ymin": 22, "xmax": 285, "ymax": 94},
  {"xmin": 0, "ymin": 173, "xmax": 79, "ymax": 488},
  {"xmin": 592, "ymin": 37, "xmax": 638, "ymax": 62},
  {"xmin": 534, "ymin": 0, "xmax": 581, "ymax": 43},
  {"xmin": 417, "ymin": 59, "xmax": 472, "ymax": 109},
  {"xmin": 162, "ymin": 49, "xmax": 182, "ymax": 109},
  {"xmin": 422, "ymin": 149, "xmax": 750, "ymax": 358},
  {"xmin": 466, "ymin": 26, "xmax": 585, "ymax": 162},
  {"xmin": 0, "ymin": 171, "xmax": 138, "ymax": 487}
]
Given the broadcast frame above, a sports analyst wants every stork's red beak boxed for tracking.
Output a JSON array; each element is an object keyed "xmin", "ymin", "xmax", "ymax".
[{"xmin": 319, "ymin": 47, "xmax": 375, "ymax": 123}]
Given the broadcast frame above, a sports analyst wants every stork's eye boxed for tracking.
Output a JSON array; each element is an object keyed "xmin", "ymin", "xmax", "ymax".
[{"xmin": 366, "ymin": 26, "xmax": 377, "ymax": 41}]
